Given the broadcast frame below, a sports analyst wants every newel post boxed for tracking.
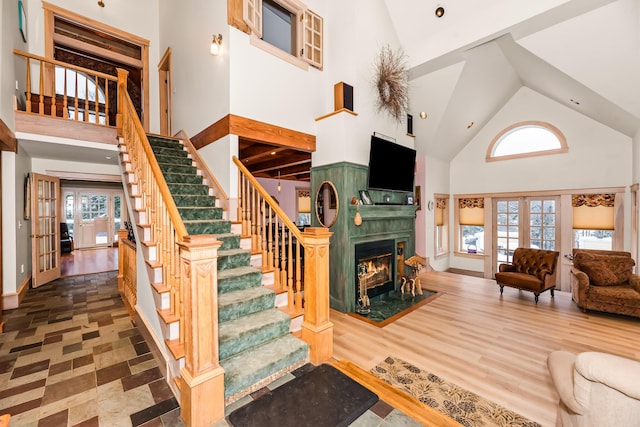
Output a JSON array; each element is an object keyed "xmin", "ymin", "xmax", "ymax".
[
  {"xmin": 178, "ymin": 235, "xmax": 225, "ymax": 427},
  {"xmin": 301, "ymin": 227, "xmax": 334, "ymax": 364},
  {"xmin": 115, "ymin": 68, "xmax": 128, "ymax": 135}
]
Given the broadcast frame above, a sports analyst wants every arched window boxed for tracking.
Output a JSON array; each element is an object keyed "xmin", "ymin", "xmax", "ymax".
[{"xmin": 486, "ymin": 121, "xmax": 567, "ymax": 161}]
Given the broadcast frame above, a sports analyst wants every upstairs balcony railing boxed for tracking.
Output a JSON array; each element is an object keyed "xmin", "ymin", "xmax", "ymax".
[{"xmin": 14, "ymin": 49, "xmax": 119, "ymax": 127}]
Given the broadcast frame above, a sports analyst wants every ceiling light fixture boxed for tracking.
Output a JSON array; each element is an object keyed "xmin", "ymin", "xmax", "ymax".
[
  {"xmin": 435, "ymin": 5, "xmax": 445, "ymax": 18},
  {"xmin": 277, "ymin": 171, "xmax": 281, "ymax": 193},
  {"xmin": 419, "ymin": 111, "xmax": 427, "ymax": 119},
  {"xmin": 570, "ymin": 98, "xmax": 581, "ymax": 105},
  {"xmin": 467, "ymin": 121, "xmax": 474, "ymax": 129},
  {"xmin": 97, "ymin": 0, "xmax": 105, "ymax": 7},
  {"xmin": 210, "ymin": 34, "xmax": 223, "ymax": 56}
]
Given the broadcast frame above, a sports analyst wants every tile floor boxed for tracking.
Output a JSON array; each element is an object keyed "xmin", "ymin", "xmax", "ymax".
[{"xmin": 0, "ymin": 271, "xmax": 420, "ymax": 427}]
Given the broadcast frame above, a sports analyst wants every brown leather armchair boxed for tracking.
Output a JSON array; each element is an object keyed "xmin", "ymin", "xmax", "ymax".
[
  {"xmin": 570, "ymin": 249, "xmax": 640, "ymax": 318},
  {"xmin": 495, "ymin": 247, "xmax": 559, "ymax": 303}
]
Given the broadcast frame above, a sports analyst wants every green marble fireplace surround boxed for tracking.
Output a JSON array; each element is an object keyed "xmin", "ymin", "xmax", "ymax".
[{"xmin": 311, "ymin": 162, "xmax": 417, "ymax": 313}]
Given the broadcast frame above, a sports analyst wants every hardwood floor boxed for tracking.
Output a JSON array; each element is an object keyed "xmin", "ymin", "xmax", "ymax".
[
  {"xmin": 331, "ymin": 270, "xmax": 640, "ymax": 427},
  {"xmin": 61, "ymin": 246, "xmax": 118, "ymax": 276}
]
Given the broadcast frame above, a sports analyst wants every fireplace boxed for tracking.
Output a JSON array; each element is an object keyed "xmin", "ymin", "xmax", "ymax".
[{"xmin": 355, "ymin": 240, "xmax": 395, "ymax": 300}]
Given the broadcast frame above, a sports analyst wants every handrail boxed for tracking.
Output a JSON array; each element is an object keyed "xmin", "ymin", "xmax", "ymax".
[
  {"xmin": 233, "ymin": 155, "xmax": 304, "ymax": 242},
  {"xmin": 176, "ymin": 129, "xmax": 230, "ymax": 213},
  {"xmin": 14, "ymin": 49, "xmax": 118, "ymax": 82}
]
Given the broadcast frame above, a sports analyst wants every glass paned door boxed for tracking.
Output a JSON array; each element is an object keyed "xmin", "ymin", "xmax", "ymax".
[
  {"xmin": 31, "ymin": 173, "xmax": 61, "ymax": 287},
  {"xmin": 495, "ymin": 199, "xmax": 520, "ymax": 270},
  {"xmin": 78, "ymin": 193, "xmax": 109, "ymax": 248}
]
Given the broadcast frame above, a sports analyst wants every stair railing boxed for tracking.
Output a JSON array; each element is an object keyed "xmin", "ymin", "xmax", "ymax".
[
  {"xmin": 117, "ymin": 70, "xmax": 225, "ymax": 425},
  {"xmin": 234, "ymin": 156, "xmax": 334, "ymax": 364},
  {"xmin": 117, "ymin": 228, "xmax": 137, "ymax": 319},
  {"xmin": 13, "ymin": 49, "xmax": 118, "ymax": 126},
  {"xmin": 175, "ymin": 130, "xmax": 230, "ymax": 214}
]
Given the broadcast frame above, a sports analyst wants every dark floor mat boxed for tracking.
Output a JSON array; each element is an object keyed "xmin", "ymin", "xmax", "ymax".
[{"xmin": 227, "ymin": 364, "xmax": 379, "ymax": 427}]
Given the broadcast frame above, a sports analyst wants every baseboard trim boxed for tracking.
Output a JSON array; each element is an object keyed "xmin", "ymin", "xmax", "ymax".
[
  {"xmin": 134, "ymin": 305, "xmax": 177, "ymax": 397},
  {"xmin": 2, "ymin": 275, "xmax": 31, "ymax": 309}
]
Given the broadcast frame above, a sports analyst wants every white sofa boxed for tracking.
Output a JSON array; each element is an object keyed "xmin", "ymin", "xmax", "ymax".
[{"xmin": 547, "ymin": 351, "xmax": 640, "ymax": 427}]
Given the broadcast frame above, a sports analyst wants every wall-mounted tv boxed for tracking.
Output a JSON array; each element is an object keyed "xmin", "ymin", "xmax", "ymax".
[{"xmin": 367, "ymin": 135, "xmax": 416, "ymax": 193}]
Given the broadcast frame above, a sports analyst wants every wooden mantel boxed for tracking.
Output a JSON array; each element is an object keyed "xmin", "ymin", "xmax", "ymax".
[{"xmin": 190, "ymin": 114, "xmax": 316, "ymax": 152}]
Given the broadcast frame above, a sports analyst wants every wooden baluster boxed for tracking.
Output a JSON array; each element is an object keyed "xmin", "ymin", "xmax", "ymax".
[
  {"xmin": 250, "ymin": 186, "xmax": 258, "ymax": 250},
  {"xmin": 62, "ymin": 67, "xmax": 68, "ymax": 119},
  {"xmin": 38, "ymin": 61, "xmax": 44, "ymax": 115},
  {"xmin": 50, "ymin": 66, "xmax": 56, "ymax": 117},
  {"xmin": 94, "ymin": 75, "xmax": 100, "ymax": 123},
  {"xmin": 25, "ymin": 57, "xmax": 31, "ymax": 112},
  {"xmin": 295, "ymin": 238, "xmax": 302, "ymax": 311},
  {"xmin": 84, "ymin": 74, "xmax": 89, "ymax": 122},
  {"xmin": 287, "ymin": 231, "xmax": 294, "ymax": 308},
  {"xmin": 74, "ymin": 72, "xmax": 79, "ymax": 121},
  {"xmin": 274, "ymin": 217, "xmax": 281, "ymax": 288},
  {"xmin": 104, "ymin": 77, "xmax": 109, "ymax": 125},
  {"xmin": 267, "ymin": 206, "xmax": 274, "ymax": 270},
  {"xmin": 261, "ymin": 197, "xmax": 267, "ymax": 269},
  {"xmin": 280, "ymin": 226, "xmax": 287, "ymax": 289}
]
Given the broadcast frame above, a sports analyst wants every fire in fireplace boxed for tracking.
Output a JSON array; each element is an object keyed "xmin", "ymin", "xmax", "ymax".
[{"xmin": 355, "ymin": 240, "xmax": 395, "ymax": 300}]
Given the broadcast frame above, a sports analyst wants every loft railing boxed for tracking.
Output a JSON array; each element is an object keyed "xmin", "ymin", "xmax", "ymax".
[
  {"xmin": 233, "ymin": 156, "xmax": 334, "ymax": 364},
  {"xmin": 13, "ymin": 49, "xmax": 118, "ymax": 126}
]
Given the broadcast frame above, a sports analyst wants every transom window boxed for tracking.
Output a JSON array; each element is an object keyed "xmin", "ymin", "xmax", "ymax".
[{"xmin": 486, "ymin": 121, "xmax": 567, "ymax": 161}]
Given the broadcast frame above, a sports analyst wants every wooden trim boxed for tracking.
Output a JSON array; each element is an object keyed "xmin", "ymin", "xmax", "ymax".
[
  {"xmin": 0, "ymin": 118, "xmax": 17, "ymax": 152},
  {"xmin": 53, "ymin": 33, "xmax": 144, "ymax": 69},
  {"xmin": 15, "ymin": 111, "xmax": 118, "ymax": 146},
  {"xmin": 45, "ymin": 171, "xmax": 121, "ymax": 182},
  {"xmin": 453, "ymin": 187, "xmax": 626, "ymax": 199},
  {"xmin": 315, "ymin": 108, "xmax": 358, "ymax": 122},
  {"xmin": 191, "ymin": 114, "xmax": 316, "ymax": 152},
  {"xmin": 249, "ymin": 34, "xmax": 309, "ymax": 70},
  {"xmin": 486, "ymin": 120, "xmax": 568, "ymax": 162},
  {"xmin": 228, "ymin": 0, "xmax": 250, "ymax": 34},
  {"xmin": 158, "ymin": 48, "xmax": 172, "ymax": 136},
  {"xmin": 2, "ymin": 274, "xmax": 31, "ymax": 310}
]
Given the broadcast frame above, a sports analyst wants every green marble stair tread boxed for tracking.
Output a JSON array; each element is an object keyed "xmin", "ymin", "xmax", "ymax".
[
  {"xmin": 218, "ymin": 286, "xmax": 275, "ymax": 323},
  {"xmin": 172, "ymin": 194, "xmax": 217, "ymax": 208},
  {"xmin": 184, "ymin": 219, "xmax": 231, "ymax": 235},
  {"xmin": 178, "ymin": 206, "xmax": 223, "ymax": 220},
  {"xmin": 158, "ymin": 164, "xmax": 197, "ymax": 175},
  {"xmin": 218, "ymin": 248, "xmax": 252, "ymax": 271},
  {"xmin": 215, "ymin": 233, "xmax": 241, "ymax": 251},
  {"xmin": 154, "ymin": 154, "xmax": 192, "ymax": 166},
  {"xmin": 167, "ymin": 183, "xmax": 209, "ymax": 196},
  {"xmin": 218, "ymin": 308, "xmax": 290, "ymax": 360},
  {"xmin": 220, "ymin": 334, "xmax": 309, "ymax": 398},
  {"xmin": 162, "ymin": 173, "xmax": 203, "ymax": 185},
  {"xmin": 217, "ymin": 266, "xmax": 263, "ymax": 294},
  {"xmin": 148, "ymin": 139, "xmax": 183, "ymax": 149}
]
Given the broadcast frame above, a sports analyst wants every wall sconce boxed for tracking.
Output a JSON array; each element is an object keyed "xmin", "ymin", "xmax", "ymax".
[
  {"xmin": 277, "ymin": 171, "xmax": 281, "ymax": 192},
  {"xmin": 210, "ymin": 34, "xmax": 223, "ymax": 56}
]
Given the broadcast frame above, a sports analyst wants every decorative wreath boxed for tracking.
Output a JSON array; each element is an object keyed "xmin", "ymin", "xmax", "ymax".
[{"xmin": 374, "ymin": 44, "xmax": 409, "ymax": 122}]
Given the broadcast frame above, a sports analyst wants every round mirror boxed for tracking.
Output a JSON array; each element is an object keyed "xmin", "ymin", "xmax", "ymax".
[{"xmin": 315, "ymin": 181, "xmax": 339, "ymax": 228}]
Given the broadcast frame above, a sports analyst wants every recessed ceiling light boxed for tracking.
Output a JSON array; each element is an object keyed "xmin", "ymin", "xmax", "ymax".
[
  {"xmin": 467, "ymin": 122, "xmax": 474, "ymax": 129},
  {"xmin": 105, "ymin": 156, "xmax": 112, "ymax": 160},
  {"xmin": 570, "ymin": 99, "xmax": 581, "ymax": 105},
  {"xmin": 435, "ymin": 5, "xmax": 445, "ymax": 18},
  {"xmin": 271, "ymin": 151, "xmax": 276, "ymax": 155},
  {"xmin": 419, "ymin": 112, "xmax": 427, "ymax": 119}
]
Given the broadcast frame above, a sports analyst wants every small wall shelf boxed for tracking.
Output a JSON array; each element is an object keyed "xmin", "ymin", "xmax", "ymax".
[{"xmin": 315, "ymin": 108, "xmax": 358, "ymax": 122}]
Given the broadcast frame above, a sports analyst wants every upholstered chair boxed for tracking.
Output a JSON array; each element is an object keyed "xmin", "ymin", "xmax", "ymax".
[
  {"xmin": 547, "ymin": 350, "xmax": 640, "ymax": 427},
  {"xmin": 570, "ymin": 249, "xmax": 640, "ymax": 318},
  {"xmin": 495, "ymin": 247, "xmax": 559, "ymax": 303}
]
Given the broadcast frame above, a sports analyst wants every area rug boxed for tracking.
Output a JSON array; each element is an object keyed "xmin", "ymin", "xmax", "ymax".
[
  {"xmin": 371, "ymin": 357, "xmax": 541, "ymax": 427},
  {"xmin": 227, "ymin": 364, "xmax": 378, "ymax": 427},
  {"xmin": 349, "ymin": 289, "xmax": 440, "ymax": 327}
]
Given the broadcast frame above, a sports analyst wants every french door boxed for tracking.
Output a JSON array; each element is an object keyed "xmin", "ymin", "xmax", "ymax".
[
  {"xmin": 493, "ymin": 196, "xmax": 560, "ymax": 274},
  {"xmin": 31, "ymin": 173, "xmax": 61, "ymax": 288},
  {"xmin": 64, "ymin": 190, "xmax": 125, "ymax": 249}
]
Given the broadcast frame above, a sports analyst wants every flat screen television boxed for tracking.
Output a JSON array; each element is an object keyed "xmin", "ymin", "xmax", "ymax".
[{"xmin": 367, "ymin": 135, "xmax": 416, "ymax": 193}]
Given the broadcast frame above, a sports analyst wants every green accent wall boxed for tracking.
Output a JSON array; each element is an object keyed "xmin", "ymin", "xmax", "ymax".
[{"xmin": 311, "ymin": 162, "xmax": 416, "ymax": 313}]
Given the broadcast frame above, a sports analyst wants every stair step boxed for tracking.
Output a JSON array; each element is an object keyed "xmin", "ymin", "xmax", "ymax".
[
  {"xmin": 216, "ymin": 233, "xmax": 241, "ymax": 250},
  {"xmin": 167, "ymin": 183, "xmax": 209, "ymax": 196},
  {"xmin": 184, "ymin": 219, "xmax": 231, "ymax": 235},
  {"xmin": 219, "ymin": 309, "xmax": 290, "ymax": 360},
  {"xmin": 220, "ymin": 334, "xmax": 308, "ymax": 399},
  {"xmin": 218, "ymin": 266, "xmax": 263, "ymax": 294},
  {"xmin": 218, "ymin": 248, "xmax": 252, "ymax": 271},
  {"xmin": 163, "ymin": 173, "xmax": 204, "ymax": 185},
  {"xmin": 172, "ymin": 194, "xmax": 217, "ymax": 208},
  {"xmin": 148, "ymin": 135, "xmax": 182, "ymax": 147},
  {"xmin": 158, "ymin": 163, "xmax": 197, "ymax": 175},
  {"xmin": 178, "ymin": 206, "xmax": 223, "ymax": 221},
  {"xmin": 218, "ymin": 286, "xmax": 275, "ymax": 323},
  {"xmin": 155, "ymin": 154, "xmax": 192, "ymax": 165}
]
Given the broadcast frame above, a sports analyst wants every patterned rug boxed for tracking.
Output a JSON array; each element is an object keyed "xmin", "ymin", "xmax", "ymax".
[{"xmin": 371, "ymin": 357, "xmax": 541, "ymax": 427}]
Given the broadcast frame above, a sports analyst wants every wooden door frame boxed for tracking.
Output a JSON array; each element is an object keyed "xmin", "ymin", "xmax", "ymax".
[
  {"xmin": 158, "ymin": 48, "xmax": 173, "ymax": 136},
  {"xmin": 42, "ymin": 2, "xmax": 150, "ymax": 131},
  {"xmin": 30, "ymin": 173, "xmax": 61, "ymax": 288}
]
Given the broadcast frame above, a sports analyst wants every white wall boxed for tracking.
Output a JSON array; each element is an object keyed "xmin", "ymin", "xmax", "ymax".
[
  {"xmin": 31, "ymin": 158, "xmax": 120, "ymax": 176},
  {"xmin": 26, "ymin": 0, "xmax": 161, "ymax": 133},
  {"xmin": 158, "ymin": 0, "xmax": 230, "ymax": 136},
  {"xmin": 449, "ymin": 87, "xmax": 632, "ymax": 272},
  {"xmin": 2, "ymin": 149, "xmax": 31, "ymax": 297},
  {"xmin": 423, "ymin": 156, "xmax": 450, "ymax": 272},
  {"xmin": 197, "ymin": 134, "xmax": 238, "ymax": 199}
]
